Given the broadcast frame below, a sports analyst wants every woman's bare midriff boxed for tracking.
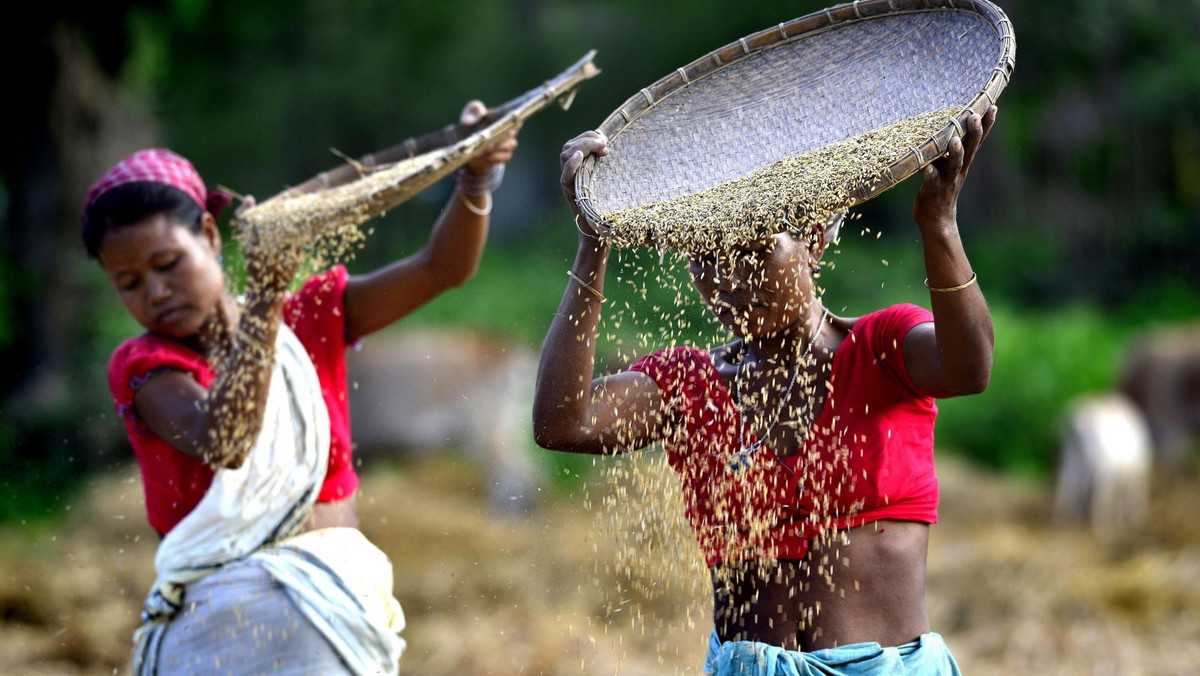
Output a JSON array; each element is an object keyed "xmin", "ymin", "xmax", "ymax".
[
  {"xmin": 711, "ymin": 519, "xmax": 930, "ymax": 652},
  {"xmin": 300, "ymin": 494, "xmax": 359, "ymax": 533}
]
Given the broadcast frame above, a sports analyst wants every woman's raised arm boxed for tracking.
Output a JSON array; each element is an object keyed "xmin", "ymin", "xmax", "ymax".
[
  {"xmin": 532, "ymin": 132, "xmax": 668, "ymax": 455},
  {"xmin": 903, "ymin": 106, "xmax": 998, "ymax": 398},
  {"xmin": 342, "ymin": 100, "xmax": 520, "ymax": 343}
]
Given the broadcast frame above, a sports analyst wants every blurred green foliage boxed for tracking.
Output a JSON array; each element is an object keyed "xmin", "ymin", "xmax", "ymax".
[{"xmin": 3, "ymin": 0, "xmax": 1200, "ymax": 521}]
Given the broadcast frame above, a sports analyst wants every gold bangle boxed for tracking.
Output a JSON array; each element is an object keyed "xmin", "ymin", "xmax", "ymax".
[
  {"xmin": 567, "ymin": 270, "xmax": 606, "ymax": 302},
  {"xmin": 460, "ymin": 191, "xmax": 492, "ymax": 216},
  {"xmin": 924, "ymin": 272, "xmax": 978, "ymax": 293}
]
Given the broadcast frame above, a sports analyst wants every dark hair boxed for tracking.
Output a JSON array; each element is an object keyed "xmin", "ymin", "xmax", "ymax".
[{"xmin": 82, "ymin": 182, "xmax": 205, "ymax": 259}]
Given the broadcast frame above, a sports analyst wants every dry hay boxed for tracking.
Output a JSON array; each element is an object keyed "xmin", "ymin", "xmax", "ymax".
[
  {"xmin": 597, "ymin": 107, "xmax": 960, "ymax": 251},
  {"xmin": 4, "ymin": 457, "xmax": 1200, "ymax": 674}
]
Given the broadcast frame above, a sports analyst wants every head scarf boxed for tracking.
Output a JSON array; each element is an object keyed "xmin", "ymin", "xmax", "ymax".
[{"xmin": 84, "ymin": 148, "xmax": 232, "ymax": 221}]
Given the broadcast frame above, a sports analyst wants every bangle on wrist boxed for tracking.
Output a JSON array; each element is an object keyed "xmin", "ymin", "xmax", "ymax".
[
  {"xmin": 924, "ymin": 272, "xmax": 978, "ymax": 293},
  {"xmin": 456, "ymin": 164, "xmax": 505, "ymax": 196},
  {"xmin": 567, "ymin": 269, "xmax": 606, "ymax": 302},
  {"xmin": 460, "ymin": 191, "xmax": 493, "ymax": 216}
]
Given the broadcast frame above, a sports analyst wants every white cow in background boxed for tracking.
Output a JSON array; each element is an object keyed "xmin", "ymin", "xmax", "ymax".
[
  {"xmin": 1054, "ymin": 392, "xmax": 1152, "ymax": 541},
  {"xmin": 346, "ymin": 328, "xmax": 543, "ymax": 514}
]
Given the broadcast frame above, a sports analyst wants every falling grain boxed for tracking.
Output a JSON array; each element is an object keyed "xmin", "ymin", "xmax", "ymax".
[{"xmin": 583, "ymin": 109, "xmax": 966, "ymax": 657}]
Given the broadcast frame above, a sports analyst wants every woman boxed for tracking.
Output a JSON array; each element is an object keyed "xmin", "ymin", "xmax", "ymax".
[
  {"xmin": 533, "ymin": 107, "xmax": 997, "ymax": 675},
  {"xmin": 85, "ymin": 101, "xmax": 518, "ymax": 675}
]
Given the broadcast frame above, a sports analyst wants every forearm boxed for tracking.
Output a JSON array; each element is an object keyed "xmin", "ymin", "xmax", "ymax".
[
  {"xmin": 919, "ymin": 219, "xmax": 994, "ymax": 393},
  {"xmin": 532, "ymin": 236, "xmax": 611, "ymax": 451},
  {"xmin": 197, "ymin": 287, "xmax": 287, "ymax": 468},
  {"xmin": 424, "ymin": 180, "xmax": 492, "ymax": 288},
  {"xmin": 341, "ymin": 174, "xmax": 493, "ymax": 341}
]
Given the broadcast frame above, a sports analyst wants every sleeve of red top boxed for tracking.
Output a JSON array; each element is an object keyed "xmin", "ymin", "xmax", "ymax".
[
  {"xmin": 869, "ymin": 303, "xmax": 934, "ymax": 396},
  {"xmin": 630, "ymin": 348, "xmax": 671, "ymax": 390},
  {"xmin": 108, "ymin": 336, "xmax": 212, "ymax": 421},
  {"xmin": 629, "ymin": 346, "xmax": 708, "ymax": 423},
  {"xmin": 630, "ymin": 346, "xmax": 701, "ymax": 395}
]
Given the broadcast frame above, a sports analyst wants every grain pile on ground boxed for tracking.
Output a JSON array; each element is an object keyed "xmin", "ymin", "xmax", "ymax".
[{"xmin": 598, "ymin": 108, "xmax": 959, "ymax": 251}]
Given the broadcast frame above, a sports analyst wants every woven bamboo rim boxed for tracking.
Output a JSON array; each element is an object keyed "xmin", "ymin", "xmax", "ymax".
[
  {"xmin": 575, "ymin": 0, "xmax": 1015, "ymax": 247},
  {"xmin": 237, "ymin": 50, "xmax": 600, "ymax": 226}
]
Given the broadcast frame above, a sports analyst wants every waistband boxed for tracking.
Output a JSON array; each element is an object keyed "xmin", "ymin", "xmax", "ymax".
[{"xmin": 704, "ymin": 630, "xmax": 960, "ymax": 675}]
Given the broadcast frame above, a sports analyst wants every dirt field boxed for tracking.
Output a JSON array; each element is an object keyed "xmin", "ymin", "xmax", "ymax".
[{"xmin": 1, "ymin": 452, "xmax": 1197, "ymax": 675}]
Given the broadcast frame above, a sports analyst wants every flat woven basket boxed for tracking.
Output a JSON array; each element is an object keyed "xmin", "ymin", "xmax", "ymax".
[{"xmin": 575, "ymin": 0, "xmax": 1015, "ymax": 248}]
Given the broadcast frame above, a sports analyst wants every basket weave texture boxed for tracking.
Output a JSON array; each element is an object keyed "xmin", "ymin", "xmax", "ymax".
[{"xmin": 576, "ymin": 0, "xmax": 1015, "ymax": 243}]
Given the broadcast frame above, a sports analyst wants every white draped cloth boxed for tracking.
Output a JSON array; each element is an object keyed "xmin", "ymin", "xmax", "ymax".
[{"xmin": 133, "ymin": 324, "xmax": 405, "ymax": 675}]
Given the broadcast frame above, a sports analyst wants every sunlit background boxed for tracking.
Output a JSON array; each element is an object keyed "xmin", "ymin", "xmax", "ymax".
[{"xmin": 2, "ymin": 1, "xmax": 1198, "ymax": 674}]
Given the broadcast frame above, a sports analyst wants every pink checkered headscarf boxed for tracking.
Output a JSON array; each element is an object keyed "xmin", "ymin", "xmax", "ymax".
[{"xmin": 84, "ymin": 148, "xmax": 232, "ymax": 220}]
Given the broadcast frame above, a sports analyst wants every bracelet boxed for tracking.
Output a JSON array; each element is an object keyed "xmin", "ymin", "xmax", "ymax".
[
  {"xmin": 455, "ymin": 164, "xmax": 505, "ymax": 196},
  {"xmin": 924, "ymin": 272, "xmax": 978, "ymax": 293},
  {"xmin": 460, "ymin": 191, "xmax": 493, "ymax": 216},
  {"xmin": 567, "ymin": 270, "xmax": 606, "ymax": 302}
]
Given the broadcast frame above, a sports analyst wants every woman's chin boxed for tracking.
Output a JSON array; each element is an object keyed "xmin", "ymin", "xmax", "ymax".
[
  {"xmin": 723, "ymin": 311, "xmax": 774, "ymax": 339},
  {"xmin": 729, "ymin": 321, "xmax": 766, "ymax": 341}
]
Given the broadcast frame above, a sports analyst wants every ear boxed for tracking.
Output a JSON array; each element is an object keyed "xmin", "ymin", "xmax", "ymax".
[
  {"xmin": 200, "ymin": 212, "xmax": 222, "ymax": 255},
  {"xmin": 814, "ymin": 211, "xmax": 845, "ymax": 261}
]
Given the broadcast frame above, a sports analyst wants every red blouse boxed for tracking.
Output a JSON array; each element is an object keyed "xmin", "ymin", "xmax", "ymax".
[
  {"xmin": 630, "ymin": 304, "xmax": 939, "ymax": 567},
  {"xmin": 108, "ymin": 266, "xmax": 358, "ymax": 535}
]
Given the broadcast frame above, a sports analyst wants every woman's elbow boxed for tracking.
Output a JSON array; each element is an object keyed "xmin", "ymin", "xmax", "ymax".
[
  {"xmin": 533, "ymin": 425, "xmax": 564, "ymax": 451},
  {"xmin": 435, "ymin": 263, "xmax": 479, "ymax": 290},
  {"xmin": 532, "ymin": 413, "xmax": 573, "ymax": 451},
  {"xmin": 947, "ymin": 362, "xmax": 992, "ymax": 396},
  {"xmin": 959, "ymin": 372, "xmax": 991, "ymax": 395},
  {"xmin": 532, "ymin": 409, "xmax": 595, "ymax": 452}
]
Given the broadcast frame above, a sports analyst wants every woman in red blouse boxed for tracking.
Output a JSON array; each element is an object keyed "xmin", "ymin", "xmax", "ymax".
[
  {"xmin": 533, "ymin": 107, "xmax": 997, "ymax": 675},
  {"xmin": 85, "ymin": 101, "xmax": 518, "ymax": 675}
]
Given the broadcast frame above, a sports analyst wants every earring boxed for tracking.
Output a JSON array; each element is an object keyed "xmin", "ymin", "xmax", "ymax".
[
  {"xmin": 810, "ymin": 263, "xmax": 821, "ymax": 278},
  {"xmin": 218, "ymin": 254, "xmax": 225, "ymax": 265}
]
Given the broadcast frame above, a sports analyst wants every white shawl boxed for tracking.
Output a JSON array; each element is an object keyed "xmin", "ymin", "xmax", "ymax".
[{"xmin": 133, "ymin": 324, "xmax": 403, "ymax": 675}]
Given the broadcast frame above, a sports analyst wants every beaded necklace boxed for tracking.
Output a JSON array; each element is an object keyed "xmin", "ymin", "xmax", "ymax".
[{"xmin": 730, "ymin": 307, "xmax": 829, "ymax": 471}]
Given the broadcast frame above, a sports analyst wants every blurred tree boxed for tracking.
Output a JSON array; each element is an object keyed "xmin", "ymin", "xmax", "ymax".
[
  {"xmin": 965, "ymin": 0, "xmax": 1200, "ymax": 306},
  {"xmin": 1, "ymin": 1, "xmax": 168, "ymax": 518},
  {"xmin": 4, "ymin": 0, "xmax": 1199, "ymax": 518}
]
